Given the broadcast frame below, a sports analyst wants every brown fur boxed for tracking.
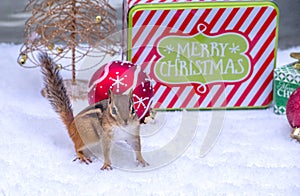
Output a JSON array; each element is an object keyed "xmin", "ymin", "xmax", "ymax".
[
  {"xmin": 39, "ymin": 53, "xmax": 148, "ymax": 170},
  {"xmin": 39, "ymin": 53, "xmax": 91, "ymax": 163}
]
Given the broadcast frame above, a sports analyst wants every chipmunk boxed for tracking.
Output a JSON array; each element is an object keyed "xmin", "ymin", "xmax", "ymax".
[{"xmin": 39, "ymin": 53, "xmax": 148, "ymax": 170}]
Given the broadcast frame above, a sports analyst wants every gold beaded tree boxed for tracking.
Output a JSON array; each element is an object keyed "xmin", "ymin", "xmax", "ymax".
[{"xmin": 18, "ymin": 0, "xmax": 119, "ymax": 85}]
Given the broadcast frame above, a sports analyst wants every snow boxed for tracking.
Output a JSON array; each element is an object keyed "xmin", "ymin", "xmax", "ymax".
[{"xmin": 1, "ymin": 43, "xmax": 300, "ymax": 195}]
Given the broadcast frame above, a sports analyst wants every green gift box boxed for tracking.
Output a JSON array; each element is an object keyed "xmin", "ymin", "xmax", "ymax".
[{"xmin": 274, "ymin": 63, "xmax": 300, "ymax": 114}]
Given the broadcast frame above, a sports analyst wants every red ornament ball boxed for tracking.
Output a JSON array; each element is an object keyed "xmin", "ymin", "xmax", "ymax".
[
  {"xmin": 286, "ymin": 86, "xmax": 300, "ymax": 128},
  {"xmin": 88, "ymin": 60, "xmax": 154, "ymax": 122}
]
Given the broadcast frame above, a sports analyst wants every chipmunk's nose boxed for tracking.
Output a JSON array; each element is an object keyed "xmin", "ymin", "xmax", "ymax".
[{"xmin": 124, "ymin": 119, "xmax": 128, "ymax": 125}]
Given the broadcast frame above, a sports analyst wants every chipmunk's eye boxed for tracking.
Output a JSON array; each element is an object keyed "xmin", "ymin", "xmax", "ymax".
[
  {"xmin": 111, "ymin": 107, "xmax": 117, "ymax": 115},
  {"xmin": 131, "ymin": 105, "xmax": 135, "ymax": 115}
]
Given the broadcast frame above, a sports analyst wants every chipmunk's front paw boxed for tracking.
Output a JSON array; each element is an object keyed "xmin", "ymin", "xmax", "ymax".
[{"xmin": 101, "ymin": 162, "xmax": 113, "ymax": 170}]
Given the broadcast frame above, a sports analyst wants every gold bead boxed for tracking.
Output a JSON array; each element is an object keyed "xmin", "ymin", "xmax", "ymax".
[
  {"xmin": 96, "ymin": 16, "xmax": 102, "ymax": 23},
  {"xmin": 109, "ymin": 50, "xmax": 116, "ymax": 56},
  {"xmin": 23, "ymin": 54, "xmax": 28, "ymax": 60},
  {"xmin": 56, "ymin": 47, "xmax": 63, "ymax": 54},
  {"xmin": 19, "ymin": 58, "xmax": 26, "ymax": 65},
  {"xmin": 47, "ymin": 43, "xmax": 54, "ymax": 50},
  {"xmin": 18, "ymin": 54, "xmax": 28, "ymax": 65},
  {"xmin": 56, "ymin": 64, "xmax": 62, "ymax": 70}
]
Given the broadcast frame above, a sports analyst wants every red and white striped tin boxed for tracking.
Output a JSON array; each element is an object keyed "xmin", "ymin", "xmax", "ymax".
[{"xmin": 123, "ymin": 0, "xmax": 279, "ymax": 109}]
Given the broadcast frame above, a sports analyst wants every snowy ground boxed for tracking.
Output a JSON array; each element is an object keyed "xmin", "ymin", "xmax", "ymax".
[{"xmin": 1, "ymin": 43, "xmax": 300, "ymax": 195}]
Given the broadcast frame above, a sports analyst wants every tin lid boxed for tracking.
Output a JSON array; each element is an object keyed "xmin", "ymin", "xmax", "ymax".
[{"xmin": 127, "ymin": 0, "xmax": 278, "ymax": 10}]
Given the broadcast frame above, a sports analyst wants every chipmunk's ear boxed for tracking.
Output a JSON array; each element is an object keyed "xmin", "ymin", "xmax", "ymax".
[{"xmin": 108, "ymin": 89, "xmax": 114, "ymax": 104}]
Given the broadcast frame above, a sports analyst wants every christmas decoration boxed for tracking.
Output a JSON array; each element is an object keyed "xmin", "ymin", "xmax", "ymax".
[
  {"xmin": 18, "ymin": 0, "xmax": 119, "ymax": 84},
  {"xmin": 286, "ymin": 53, "xmax": 300, "ymax": 141},
  {"xmin": 291, "ymin": 128, "xmax": 300, "ymax": 142},
  {"xmin": 291, "ymin": 53, "xmax": 300, "ymax": 70},
  {"xmin": 286, "ymin": 87, "xmax": 300, "ymax": 127},
  {"xmin": 286, "ymin": 86, "xmax": 300, "ymax": 142},
  {"xmin": 88, "ymin": 61, "xmax": 154, "ymax": 122},
  {"xmin": 274, "ymin": 53, "xmax": 300, "ymax": 114},
  {"xmin": 17, "ymin": 53, "xmax": 28, "ymax": 65},
  {"xmin": 123, "ymin": 0, "xmax": 279, "ymax": 110}
]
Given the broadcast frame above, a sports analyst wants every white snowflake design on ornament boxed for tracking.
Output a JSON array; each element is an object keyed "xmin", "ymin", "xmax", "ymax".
[
  {"xmin": 109, "ymin": 72, "xmax": 128, "ymax": 92},
  {"xmin": 133, "ymin": 94, "xmax": 149, "ymax": 110}
]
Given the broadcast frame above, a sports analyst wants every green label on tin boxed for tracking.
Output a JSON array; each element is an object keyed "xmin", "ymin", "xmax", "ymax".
[
  {"xmin": 275, "ymin": 82, "xmax": 297, "ymax": 99},
  {"xmin": 274, "ymin": 65, "xmax": 300, "ymax": 114},
  {"xmin": 274, "ymin": 81, "xmax": 299, "ymax": 114},
  {"xmin": 154, "ymin": 24, "xmax": 250, "ymax": 90}
]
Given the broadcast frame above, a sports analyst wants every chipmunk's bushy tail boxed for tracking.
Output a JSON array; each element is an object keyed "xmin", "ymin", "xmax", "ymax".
[{"xmin": 38, "ymin": 53, "xmax": 74, "ymax": 132}]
